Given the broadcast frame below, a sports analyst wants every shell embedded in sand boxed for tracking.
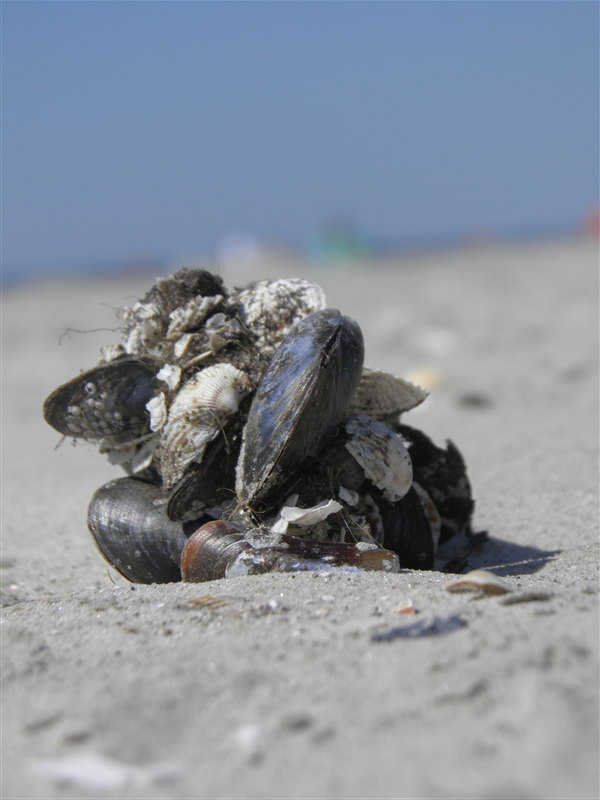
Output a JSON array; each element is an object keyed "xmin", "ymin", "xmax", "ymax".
[
  {"xmin": 159, "ymin": 363, "xmax": 253, "ymax": 487},
  {"xmin": 349, "ymin": 368, "xmax": 428, "ymax": 420},
  {"xmin": 443, "ymin": 569, "xmax": 511, "ymax": 595},
  {"xmin": 344, "ymin": 414, "xmax": 413, "ymax": 502}
]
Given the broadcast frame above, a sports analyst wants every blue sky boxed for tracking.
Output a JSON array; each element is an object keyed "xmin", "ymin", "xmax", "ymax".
[{"xmin": 2, "ymin": 1, "xmax": 598, "ymax": 278}]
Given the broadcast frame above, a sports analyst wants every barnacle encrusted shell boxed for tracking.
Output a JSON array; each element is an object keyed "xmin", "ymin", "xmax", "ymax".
[
  {"xmin": 232, "ymin": 278, "xmax": 326, "ymax": 357},
  {"xmin": 344, "ymin": 414, "xmax": 413, "ymax": 502},
  {"xmin": 159, "ymin": 363, "xmax": 253, "ymax": 487},
  {"xmin": 43, "ymin": 358, "xmax": 159, "ymax": 443},
  {"xmin": 43, "ymin": 266, "xmax": 477, "ymax": 583},
  {"xmin": 122, "ymin": 269, "xmax": 227, "ymax": 361}
]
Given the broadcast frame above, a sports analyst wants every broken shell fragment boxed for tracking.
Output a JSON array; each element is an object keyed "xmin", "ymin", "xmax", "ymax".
[{"xmin": 444, "ymin": 569, "xmax": 511, "ymax": 595}]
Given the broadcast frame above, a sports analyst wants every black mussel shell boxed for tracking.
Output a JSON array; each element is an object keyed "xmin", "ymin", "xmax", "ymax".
[
  {"xmin": 88, "ymin": 477, "xmax": 205, "ymax": 583},
  {"xmin": 237, "ymin": 308, "xmax": 364, "ymax": 508},
  {"xmin": 43, "ymin": 358, "xmax": 160, "ymax": 442},
  {"xmin": 398, "ymin": 424, "xmax": 474, "ymax": 544},
  {"xmin": 375, "ymin": 485, "xmax": 437, "ymax": 569}
]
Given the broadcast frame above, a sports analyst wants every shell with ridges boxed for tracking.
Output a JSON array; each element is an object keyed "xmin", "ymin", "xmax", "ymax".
[
  {"xmin": 349, "ymin": 368, "xmax": 428, "ymax": 421},
  {"xmin": 159, "ymin": 363, "xmax": 253, "ymax": 487}
]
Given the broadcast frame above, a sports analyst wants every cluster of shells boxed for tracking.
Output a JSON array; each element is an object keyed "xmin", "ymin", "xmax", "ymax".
[{"xmin": 43, "ymin": 269, "xmax": 474, "ymax": 583}]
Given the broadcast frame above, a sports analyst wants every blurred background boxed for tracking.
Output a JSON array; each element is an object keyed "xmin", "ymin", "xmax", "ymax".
[{"xmin": 2, "ymin": 0, "xmax": 598, "ymax": 284}]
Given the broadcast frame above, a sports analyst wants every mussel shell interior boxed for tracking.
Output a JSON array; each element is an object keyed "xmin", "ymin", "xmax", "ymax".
[
  {"xmin": 43, "ymin": 358, "xmax": 159, "ymax": 441},
  {"xmin": 237, "ymin": 308, "xmax": 364, "ymax": 507}
]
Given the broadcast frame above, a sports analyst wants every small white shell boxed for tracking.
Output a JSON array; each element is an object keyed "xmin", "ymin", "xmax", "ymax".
[
  {"xmin": 156, "ymin": 364, "xmax": 182, "ymax": 391},
  {"xmin": 233, "ymin": 278, "xmax": 326, "ymax": 355},
  {"xmin": 159, "ymin": 363, "xmax": 252, "ymax": 487},
  {"xmin": 338, "ymin": 485, "xmax": 360, "ymax": 507},
  {"xmin": 345, "ymin": 414, "xmax": 413, "ymax": 502},
  {"xmin": 444, "ymin": 569, "xmax": 511, "ymax": 595},
  {"xmin": 349, "ymin": 368, "xmax": 428, "ymax": 420}
]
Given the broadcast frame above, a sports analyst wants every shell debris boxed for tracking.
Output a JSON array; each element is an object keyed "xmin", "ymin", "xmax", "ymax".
[{"xmin": 444, "ymin": 569, "xmax": 511, "ymax": 595}]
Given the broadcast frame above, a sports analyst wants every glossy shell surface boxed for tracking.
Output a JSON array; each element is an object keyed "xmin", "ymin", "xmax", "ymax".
[{"xmin": 236, "ymin": 308, "xmax": 364, "ymax": 508}]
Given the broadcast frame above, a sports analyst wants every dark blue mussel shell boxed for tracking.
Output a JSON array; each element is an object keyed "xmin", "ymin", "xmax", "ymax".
[
  {"xmin": 237, "ymin": 308, "xmax": 364, "ymax": 509},
  {"xmin": 88, "ymin": 477, "xmax": 205, "ymax": 583},
  {"xmin": 43, "ymin": 358, "xmax": 159, "ymax": 442}
]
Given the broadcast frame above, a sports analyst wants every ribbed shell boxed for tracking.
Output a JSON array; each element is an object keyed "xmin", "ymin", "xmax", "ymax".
[
  {"xmin": 159, "ymin": 363, "xmax": 252, "ymax": 487},
  {"xmin": 349, "ymin": 368, "xmax": 428, "ymax": 420}
]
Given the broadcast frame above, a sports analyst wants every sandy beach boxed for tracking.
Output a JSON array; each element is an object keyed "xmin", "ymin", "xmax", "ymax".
[{"xmin": 2, "ymin": 237, "xmax": 598, "ymax": 799}]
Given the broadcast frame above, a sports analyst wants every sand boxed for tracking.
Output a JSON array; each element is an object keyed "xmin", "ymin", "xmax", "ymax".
[{"xmin": 1, "ymin": 237, "xmax": 598, "ymax": 799}]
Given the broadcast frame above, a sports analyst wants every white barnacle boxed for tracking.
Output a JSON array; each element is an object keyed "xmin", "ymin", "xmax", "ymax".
[
  {"xmin": 146, "ymin": 392, "xmax": 168, "ymax": 432},
  {"xmin": 166, "ymin": 294, "xmax": 224, "ymax": 340},
  {"xmin": 159, "ymin": 363, "xmax": 253, "ymax": 487},
  {"xmin": 122, "ymin": 301, "xmax": 164, "ymax": 356},
  {"xmin": 156, "ymin": 364, "xmax": 182, "ymax": 391},
  {"xmin": 345, "ymin": 414, "xmax": 413, "ymax": 502}
]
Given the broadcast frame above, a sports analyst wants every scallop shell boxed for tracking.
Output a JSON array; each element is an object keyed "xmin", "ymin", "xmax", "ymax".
[
  {"xmin": 159, "ymin": 363, "xmax": 253, "ymax": 487},
  {"xmin": 233, "ymin": 278, "xmax": 326, "ymax": 356},
  {"xmin": 349, "ymin": 368, "xmax": 428, "ymax": 421},
  {"xmin": 345, "ymin": 414, "xmax": 413, "ymax": 502}
]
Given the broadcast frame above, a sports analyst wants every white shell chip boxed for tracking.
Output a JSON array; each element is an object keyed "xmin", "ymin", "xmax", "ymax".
[{"xmin": 272, "ymin": 499, "xmax": 343, "ymax": 534}]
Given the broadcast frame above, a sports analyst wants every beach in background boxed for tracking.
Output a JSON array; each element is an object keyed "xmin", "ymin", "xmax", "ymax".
[{"xmin": 2, "ymin": 236, "xmax": 598, "ymax": 799}]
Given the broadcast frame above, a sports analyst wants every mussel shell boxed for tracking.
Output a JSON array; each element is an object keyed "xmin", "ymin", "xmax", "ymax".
[
  {"xmin": 181, "ymin": 520, "xmax": 250, "ymax": 582},
  {"xmin": 43, "ymin": 358, "xmax": 159, "ymax": 442},
  {"xmin": 181, "ymin": 520, "xmax": 400, "ymax": 582},
  {"xmin": 376, "ymin": 485, "xmax": 437, "ymax": 569},
  {"xmin": 236, "ymin": 308, "xmax": 364, "ymax": 508},
  {"xmin": 88, "ymin": 477, "xmax": 204, "ymax": 583},
  {"xmin": 398, "ymin": 424, "xmax": 474, "ymax": 544}
]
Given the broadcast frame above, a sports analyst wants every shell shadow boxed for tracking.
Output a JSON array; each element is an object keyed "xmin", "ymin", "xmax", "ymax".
[{"xmin": 436, "ymin": 532, "xmax": 561, "ymax": 576}]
